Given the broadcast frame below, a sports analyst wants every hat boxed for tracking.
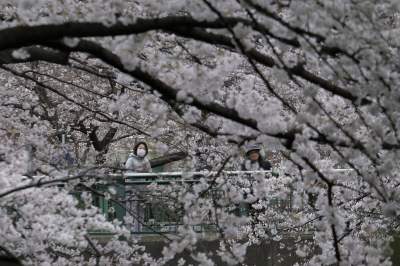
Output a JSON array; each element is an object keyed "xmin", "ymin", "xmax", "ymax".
[{"xmin": 245, "ymin": 144, "xmax": 261, "ymax": 155}]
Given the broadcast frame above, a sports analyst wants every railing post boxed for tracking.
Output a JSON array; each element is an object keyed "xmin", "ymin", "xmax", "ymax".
[{"xmin": 115, "ymin": 175, "xmax": 126, "ymax": 221}]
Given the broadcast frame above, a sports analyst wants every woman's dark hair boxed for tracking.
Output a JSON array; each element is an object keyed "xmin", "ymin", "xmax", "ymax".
[{"xmin": 133, "ymin": 141, "xmax": 148, "ymax": 156}]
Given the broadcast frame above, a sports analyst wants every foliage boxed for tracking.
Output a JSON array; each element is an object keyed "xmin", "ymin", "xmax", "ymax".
[{"xmin": 1, "ymin": 0, "xmax": 400, "ymax": 265}]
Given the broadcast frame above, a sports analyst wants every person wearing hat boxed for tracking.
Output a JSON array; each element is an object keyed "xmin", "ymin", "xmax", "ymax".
[
  {"xmin": 235, "ymin": 144, "xmax": 272, "ymax": 217},
  {"xmin": 242, "ymin": 144, "xmax": 271, "ymax": 171}
]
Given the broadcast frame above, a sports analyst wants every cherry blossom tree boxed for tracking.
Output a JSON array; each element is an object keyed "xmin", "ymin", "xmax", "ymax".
[{"xmin": 1, "ymin": 0, "xmax": 400, "ymax": 265}]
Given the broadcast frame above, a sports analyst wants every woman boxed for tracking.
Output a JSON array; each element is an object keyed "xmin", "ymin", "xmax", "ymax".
[
  {"xmin": 124, "ymin": 142, "xmax": 152, "ymax": 232},
  {"xmin": 125, "ymin": 142, "xmax": 152, "ymax": 173}
]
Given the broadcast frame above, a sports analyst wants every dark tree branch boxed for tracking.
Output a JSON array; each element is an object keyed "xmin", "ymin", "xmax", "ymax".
[
  {"xmin": 0, "ymin": 16, "xmax": 249, "ymax": 50},
  {"xmin": 0, "ymin": 15, "xmax": 367, "ymax": 104},
  {"xmin": 0, "ymin": 64, "xmax": 150, "ymax": 137},
  {"xmin": 88, "ymin": 126, "xmax": 118, "ymax": 152},
  {"xmin": 42, "ymin": 40, "xmax": 264, "ymax": 130},
  {"xmin": 36, "ymin": 40, "xmax": 399, "ymax": 154},
  {"xmin": 170, "ymin": 27, "xmax": 363, "ymax": 104},
  {"xmin": 0, "ymin": 15, "xmax": 366, "ymax": 105},
  {"xmin": 0, "ymin": 46, "xmax": 69, "ymax": 65},
  {"xmin": 0, "ymin": 245, "xmax": 22, "ymax": 266},
  {"xmin": 84, "ymin": 235, "xmax": 101, "ymax": 266},
  {"xmin": 149, "ymin": 151, "xmax": 188, "ymax": 168},
  {"xmin": 0, "ymin": 39, "xmax": 397, "ymax": 159},
  {"xmin": 0, "ymin": 168, "xmax": 98, "ymax": 199},
  {"xmin": 242, "ymin": 0, "xmax": 325, "ymax": 41},
  {"xmin": 22, "ymin": 70, "xmax": 115, "ymax": 99},
  {"xmin": 0, "ymin": 15, "xmax": 303, "ymax": 51}
]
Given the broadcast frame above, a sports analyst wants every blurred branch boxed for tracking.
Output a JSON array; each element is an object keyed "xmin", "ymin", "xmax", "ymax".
[
  {"xmin": 0, "ymin": 245, "xmax": 22, "ymax": 266},
  {"xmin": 150, "ymin": 151, "xmax": 188, "ymax": 168}
]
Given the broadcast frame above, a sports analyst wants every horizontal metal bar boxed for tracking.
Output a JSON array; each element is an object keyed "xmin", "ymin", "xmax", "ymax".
[
  {"xmin": 30, "ymin": 169, "xmax": 354, "ymax": 180},
  {"xmin": 120, "ymin": 169, "xmax": 354, "ymax": 178},
  {"xmin": 121, "ymin": 170, "xmax": 272, "ymax": 178},
  {"xmin": 124, "ymin": 179, "xmax": 206, "ymax": 184}
]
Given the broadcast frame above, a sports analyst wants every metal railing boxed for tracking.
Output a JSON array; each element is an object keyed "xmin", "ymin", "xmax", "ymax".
[{"xmin": 83, "ymin": 169, "xmax": 354, "ymax": 234}]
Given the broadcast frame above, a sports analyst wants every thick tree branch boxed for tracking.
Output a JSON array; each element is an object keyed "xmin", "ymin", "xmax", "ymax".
[
  {"xmin": 0, "ymin": 245, "xmax": 22, "ymax": 266},
  {"xmin": 88, "ymin": 126, "xmax": 118, "ymax": 152},
  {"xmin": 0, "ymin": 16, "xmax": 252, "ymax": 50},
  {"xmin": 1, "ymin": 39, "xmax": 396, "ymax": 156},
  {"xmin": 149, "ymin": 151, "xmax": 188, "ymax": 168},
  {"xmin": 0, "ymin": 46, "xmax": 69, "ymax": 65},
  {"xmin": 39, "ymin": 40, "xmax": 400, "ymax": 153},
  {"xmin": 44, "ymin": 40, "xmax": 263, "ymax": 129},
  {"xmin": 0, "ymin": 16, "xmax": 363, "ymax": 104}
]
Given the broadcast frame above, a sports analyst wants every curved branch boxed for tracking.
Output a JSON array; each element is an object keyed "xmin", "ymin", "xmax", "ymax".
[
  {"xmin": 0, "ymin": 16, "xmax": 248, "ymax": 50},
  {"xmin": 0, "ymin": 15, "xmax": 363, "ymax": 104},
  {"xmin": 150, "ymin": 151, "xmax": 188, "ymax": 168},
  {"xmin": 0, "ymin": 168, "xmax": 98, "ymax": 199},
  {"xmin": 40, "ymin": 40, "xmax": 399, "ymax": 152},
  {"xmin": 170, "ymin": 27, "xmax": 362, "ymax": 103},
  {"xmin": 0, "ymin": 64, "xmax": 151, "ymax": 137},
  {"xmin": 0, "ymin": 245, "xmax": 22, "ymax": 266},
  {"xmin": 44, "ymin": 40, "xmax": 262, "ymax": 130},
  {"xmin": 0, "ymin": 46, "xmax": 69, "ymax": 65}
]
